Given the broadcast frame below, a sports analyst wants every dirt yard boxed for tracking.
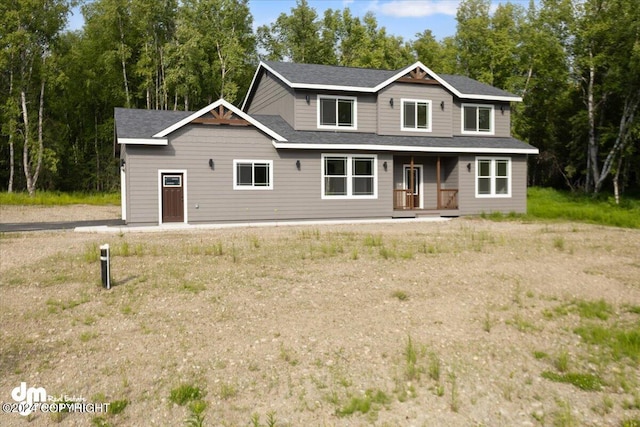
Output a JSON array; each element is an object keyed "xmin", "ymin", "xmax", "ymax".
[{"xmin": 0, "ymin": 206, "xmax": 639, "ymax": 426}]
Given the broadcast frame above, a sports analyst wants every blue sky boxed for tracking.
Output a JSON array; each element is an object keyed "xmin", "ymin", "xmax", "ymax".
[{"xmin": 67, "ymin": 0, "xmax": 530, "ymax": 42}]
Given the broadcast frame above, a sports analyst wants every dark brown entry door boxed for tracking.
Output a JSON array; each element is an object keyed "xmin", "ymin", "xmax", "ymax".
[
  {"xmin": 404, "ymin": 165, "xmax": 421, "ymax": 209},
  {"xmin": 162, "ymin": 173, "xmax": 184, "ymax": 223}
]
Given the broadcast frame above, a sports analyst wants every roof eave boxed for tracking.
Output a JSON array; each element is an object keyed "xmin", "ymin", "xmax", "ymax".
[
  {"xmin": 118, "ymin": 137, "xmax": 168, "ymax": 145},
  {"xmin": 271, "ymin": 141, "xmax": 539, "ymax": 155}
]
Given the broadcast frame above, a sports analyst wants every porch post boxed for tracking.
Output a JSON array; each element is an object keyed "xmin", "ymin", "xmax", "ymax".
[
  {"xmin": 410, "ymin": 156, "xmax": 415, "ymax": 209},
  {"xmin": 436, "ymin": 156, "xmax": 442, "ymax": 210}
]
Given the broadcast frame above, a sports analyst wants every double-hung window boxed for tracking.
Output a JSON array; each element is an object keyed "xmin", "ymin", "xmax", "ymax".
[
  {"xmin": 233, "ymin": 160, "xmax": 273, "ymax": 190},
  {"xmin": 322, "ymin": 154, "xmax": 376, "ymax": 198},
  {"xmin": 318, "ymin": 96, "xmax": 356, "ymax": 129},
  {"xmin": 402, "ymin": 99, "xmax": 431, "ymax": 132},
  {"xmin": 476, "ymin": 157, "xmax": 510, "ymax": 197},
  {"xmin": 462, "ymin": 104, "xmax": 494, "ymax": 134}
]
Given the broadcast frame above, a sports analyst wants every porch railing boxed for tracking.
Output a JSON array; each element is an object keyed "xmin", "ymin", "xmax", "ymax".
[
  {"xmin": 393, "ymin": 189, "xmax": 459, "ymax": 210},
  {"xmin": 439, "ymin": 189, "xmax": 459, "ymax": 210}
]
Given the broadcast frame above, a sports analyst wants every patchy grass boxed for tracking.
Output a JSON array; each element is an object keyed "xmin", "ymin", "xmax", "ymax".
[
  {"xmin": 483, "ymin": 187, "xmax": 640, "ymax": 228},
  {"xmin": 542, "ymin": 371, "xmax": 603, "ymax": 391},
  {"xmin": 1, "ymin": 219, "xmax": 639, "ymax": 425},
  {"xmin": 0, "ymin": 191, "xmax": 120, "ymax": 206}
]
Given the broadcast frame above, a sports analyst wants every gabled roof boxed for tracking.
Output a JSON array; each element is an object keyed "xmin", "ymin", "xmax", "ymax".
[
  {"xmin": 254, "ymin": 115, "xmax": 538, "ymax": 155},
  {"xmin": 242, "ymin": 61, "xmax": 521, "ymax": 110},
  {"xmin": 115, "ymin": 99, "xmax": 286, "ymax": 145}
]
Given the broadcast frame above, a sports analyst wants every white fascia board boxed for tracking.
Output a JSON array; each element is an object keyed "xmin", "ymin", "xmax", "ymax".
[
  {"xmin": 260, "ymin": 60, "xmax": 522, "ymax": 102},
  {"xmin": 241, "ymin": 63, "xmax": 264, "ymax": 111},
  {"xmin": 272, "ymin": 140, "xmax": 539, "ymax": 155},
  {"xmin": 152, "ymin": 98, "xmax": 287, "ymax": 142},
  {"xmin": 118, "ymin": 138, "xmax": 168, "ymax": 145}
]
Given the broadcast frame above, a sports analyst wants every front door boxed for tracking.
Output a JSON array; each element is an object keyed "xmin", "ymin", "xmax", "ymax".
[
  {"xmin": 162, "ymin": 173, "xmax": 184, "ymax": 223},
  {"xmin": 403, "ymin": 165, "xmax": 422, "ymax": 209}
]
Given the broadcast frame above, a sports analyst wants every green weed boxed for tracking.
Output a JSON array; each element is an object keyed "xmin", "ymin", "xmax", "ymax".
[
  {"xmin": 392, "ymin": 290, "xmax": 408, "ymax": 301},
  {"xmin": 336, "ymin": 389, "xmax": 390, "ymax": 417},
  {"xmin": 541, "ymin": 371, "xmax": 602, "ymax": 391},
  {"xmin": 169, "ymin": 384, "xmax": 204, "ymax": 406}
]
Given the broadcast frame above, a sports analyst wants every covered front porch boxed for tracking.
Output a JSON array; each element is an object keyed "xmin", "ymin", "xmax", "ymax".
[{"xmin": 392, "ymin": 155, "xmax": 459, "ymax": 216}]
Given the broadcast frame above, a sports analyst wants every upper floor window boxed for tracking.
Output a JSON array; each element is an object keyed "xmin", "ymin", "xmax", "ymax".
[
  {"xmin": 233, "ymin": 160, "xmax": 273, "ymax": 190},
  {"xmin": 402, "ymin": 99, "xmax": 432, "ymax": 132},
  {"xmin": 462, "ymin": 104, "xmax": 494, "ymax": 134},
  {"xmin": 476, "ymin": 157, "xmax": 510, "ymax": 197},
  {"xmin": 322, "ymin": 154, "xmax": 376, "ymax": 199},
  {"xmin": 318, "ymin": 96, "xmax": 357, "ymax": 129}
]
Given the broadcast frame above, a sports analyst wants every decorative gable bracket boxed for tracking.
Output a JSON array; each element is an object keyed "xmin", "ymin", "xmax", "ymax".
[
  {"xmin": 397, "ymin": 67, "xmax": 440, "ymax": 86},
  {"xmin": 191, "ymin": 104, "xmax": 250, "ymax": 126}
]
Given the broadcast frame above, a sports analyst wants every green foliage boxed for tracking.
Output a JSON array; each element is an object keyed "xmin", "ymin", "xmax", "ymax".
[
  {"xmin": 169, "ymin": 384, "xmax": 204, "ymax": 406},
  {"xmin": 541, "ymin": 371, "xmax": 603, "ymax": 391},
  {"xmin": 527, "ymin": 188, "xmax": 640, "ymax": 228},
  {"xmin": 574, "ymin": 324, "xmax": 640, "ymax": 362},
  {"xmin": 335, "ymin": 389, "xmax": 390, "ymax": 417},
  {"xmin": 0, "ymin": 192, "xmax": 120, "ymax": 206},
  {"xmin": 107, "ymin": 399, "xmax": 128, "ymax": 415}
]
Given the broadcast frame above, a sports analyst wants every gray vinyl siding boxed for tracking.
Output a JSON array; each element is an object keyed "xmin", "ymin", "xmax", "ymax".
[
  {"xmin": 124, "ymin": 125, "xmax": 392, "ymax": 225},
  {"xmin": 378, "ymin": 83, "xmax": 453, "ymax": 137},
  {"xmin": 246, "ymin": 73, "xmax": 295, "ymax": 127},
  {"xmin": 452, "ymin": 101, "xmax": 511, "ymax": 137},
  {"xmin": 294, "ymin": 91, "xmax": 377, "ymax": 132},
  {"xmin": 457, "ymin": 154, "xmax": 528, "ymax": 214}
]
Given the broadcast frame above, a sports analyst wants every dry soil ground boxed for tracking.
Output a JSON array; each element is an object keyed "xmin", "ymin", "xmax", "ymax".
[{"xmin": 0, "ymin": 206, "xmax": 639, "ymax": 427}]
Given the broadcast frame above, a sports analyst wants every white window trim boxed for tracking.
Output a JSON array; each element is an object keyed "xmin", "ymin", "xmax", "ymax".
[
  {"xmin": 400, "ymin": 98, "xmax": 432, "ymax": 132},
  {"xmin": 461, "ymin": 103, "xmax": 495, "ymax": 135},
  {"xmin": 157, "ymin": 169, "xmax": 188, "ymax": 225},
  {"xmin": 321, "ymin": 154, "xmax": 377, "ymax": 199},
  {"xmin": 233, "ymin": 160, "xmax": 274, "ymax": 190},
  {"xmin": 475, "ymin": 157, "xmax": 511, "ymax": 198},
  {"xmin": 317, "ymin": 95, "xmax": 358, "ymax": 130}
]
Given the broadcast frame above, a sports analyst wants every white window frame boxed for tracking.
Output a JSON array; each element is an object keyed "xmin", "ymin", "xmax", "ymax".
[
  {"xmin": 317, "ymin": 95, "xmax": 358, "ymax": 130},
  {"xmin": 462, "ymin": 103, "xmax": 495, "ymax": 135},
  {"xmin": 321, "ymin": 154, "xmax": 377, "ymax": 199},
  {"xmin": 475, "ymin": 157, "xmax": 511, "ymax": 197},
  {"xmin": 233, "ymin": 160, "xmax": 274, "ymax": 190},
  {"xmin": 401, "ymin": 99, "xmax": 432, "ymax": 132}
]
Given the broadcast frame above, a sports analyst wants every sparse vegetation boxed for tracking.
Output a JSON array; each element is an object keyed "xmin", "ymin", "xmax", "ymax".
[{"xmin": 2, "ymin": 213, "xmax": 639, "ymax": 425}]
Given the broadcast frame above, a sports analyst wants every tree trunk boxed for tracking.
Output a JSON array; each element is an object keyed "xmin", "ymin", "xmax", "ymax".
[
  {"xmin": 587, "ymin": 50, "xmax": 599, "ymax": 193},
  {"xmin": 21, "ymin": 90, "xmax": 33, "ymax": 195},
  {"xmin": 118, "ymin": 15, "xmax": 130, "ymax": 107},
  {"xmin": 7, "ymin": 70, "xmax": 15, "ymax": 193},
  {"xmin": 95, "ymin": 113, "xmax": 100, "ymax": 191},
  {"xmin": 595, "ymin": 92, "xmax": 639, "ymax": 193}
]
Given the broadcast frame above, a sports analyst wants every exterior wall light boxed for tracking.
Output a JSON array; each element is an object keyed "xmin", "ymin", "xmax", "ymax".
[
  {"xmin": 441, "ymin": 101, "xmax": 445, "ymax": 110},
  {"xmin": 296, "ymin": 160, "xmax": 301, "ymax": 170},
  {"xmin": 209, "ymin": 159, "xmax": 214, "ymax": 169},
  {"xmin": 389, "ymin": 98, "xmax": 394, "ymax": 107}
]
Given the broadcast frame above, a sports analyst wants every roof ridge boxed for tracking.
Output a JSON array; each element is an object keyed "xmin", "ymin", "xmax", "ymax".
[{"xmin": 263, "ymin": 60, "xmax": 398, "ymax": 74}]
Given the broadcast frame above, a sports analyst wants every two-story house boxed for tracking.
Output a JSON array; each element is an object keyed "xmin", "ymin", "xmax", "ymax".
[{"xmin": 114, "ymin": 61, "xmax": 538, "ymax": 225}]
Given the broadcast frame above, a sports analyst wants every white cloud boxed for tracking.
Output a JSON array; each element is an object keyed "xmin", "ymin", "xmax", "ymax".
[{"xmin": 372, "ymin": 0, "xmax": 460, "ymax": 18}]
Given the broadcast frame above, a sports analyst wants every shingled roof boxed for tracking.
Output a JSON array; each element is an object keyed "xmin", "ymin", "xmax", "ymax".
[{"xmin": 243, "ymin": 61, "xmax": 521, "ymax": 108}]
